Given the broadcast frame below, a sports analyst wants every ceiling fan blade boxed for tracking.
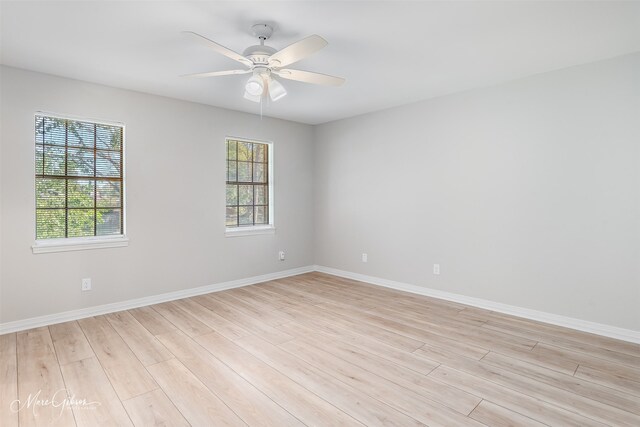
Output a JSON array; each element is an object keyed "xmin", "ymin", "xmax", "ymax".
[
  {"xmin": 183, "ymin": 31, "xmax": 253, "ymax": 67},
  {"xmin": 275, "ymin": 69, "xmax": 345, "ymax": 87},
  {"xmin": 181, "ymin": 69, "xmax": 252, "ymax": 78},
  {"xmin": 268, "ymin": 35, "xmax": 328, "ymax": 68}
]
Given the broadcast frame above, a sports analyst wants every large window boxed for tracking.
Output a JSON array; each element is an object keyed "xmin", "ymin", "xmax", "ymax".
[
  {"xmin": 35, "ymin": 115, "xmax": 124, "ymax": 241},
  {"xmin": 225, "ymin": 138, "xmax": 271, "ymax": 230}
]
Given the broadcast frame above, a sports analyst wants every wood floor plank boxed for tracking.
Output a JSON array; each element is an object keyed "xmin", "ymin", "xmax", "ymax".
[
  {"xmin": 280, "ymin": 326, "xmax": 480, "ymax": 415},
  {"xmin": 532, "ymin": 343, "xmax": 640, "ymax": 382},
  {"xmin": 483, "ymin": 320, "xmax": 640, "ymax": 368},
  {"xmin": 482, "ymin": 351, "xmax": 640, "ymax": 415},
  {"xmin": 279, "ymin": 339, "xmax": 485, "ymax": 426},
  {"xmin": 279, "ymin": 302, "xmax": 426, "ymax": 352},
  {"xmin": 575, "ymin": 364, "xmax": 640, "ymax": 397},
  {"xmin": 349, "ymin": 302, "xmax": 539, "ymax": 352},
  {"xmin": 428, "ymin": 365, "xmax": 605, "ymax": 427},
  {"xmin": 229, "ymin": 287, "xmax": 290, "ymax": 310},
  {"xmin": 173, "ymin": 298, "xmax": 252, "ymax": 341},
  {"xmin": 59, "ymin": 357, "xmax": 132, "ymax": 426},
  {"xmin": 434, "ymin": 340, "xmax": 580, "ymax": 376},
  {"xmin": 122, "ymin": 389, "xmax": 189, "ymax": 427},
  {"xmin": 156, "ymin": 330, "xmax": 304, "ymax": 427},
  {"xmin": 235, "ymin": 334, "xmax": 426, "ymax": 427},
  {"xmin": 49, "ymin": 321, "xmax": 94, "ymax": 365},
  {"xmin": 128, "ymin": 306, "xmax": 177, "ymax": 336},
  {"xmin": 78, "ymin": 316, "xmax": 158, "ymax": 401},
  {"xmin": 195, "ymin": 332, "xmax": 363, "ymax": 426},
  {"xmin": 417, "ymin": 345, "xmax": 640, "ymax": 426},
  {"xmin": 0, "ymin": 333, "xmax": 18, "ymax": 427},
  {"xmin": 193, "ymin": 295, "xmax": 294, "ymax": 344},
  {"xmin": 239, "ymin": 284, "xmax": 312, "ymax": 306},
  {"xmin": 208, "ymin": 293, "xmax": 290, "ymax": 327},
  {"xmin": 151, "ymin": 301, "xmax": 212, "ymax": 337},
  {"xmin": 16, "ymin": 327, "xmax": 76, "ymax": 426},
  {"xmin": 469, "ymin": 400, "xmax": 546, "ymax": 427},
  {"xmin": 481, "ymin": 314, "xmax": 640, "ymax": 358},
  {"xmin": 146, "ymin": 358, "xmax": 246, "ymax": 427},
  {"xmin": 105, "ymin": 311, "xmax": 173, "ymax": 366},
  {"xmin": 314, "ymin": 302, "xmax": 488, "ymax": 359},
  {"xmin": 277, "ymin": 319, "xmax": 439, "ymax": 375}
]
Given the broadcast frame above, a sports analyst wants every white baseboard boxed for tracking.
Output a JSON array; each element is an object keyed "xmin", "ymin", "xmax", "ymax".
[
  {"xmin": 3, "ymin": 263, "xmax": 638, "ymax": 344},
  {"xmin": 314, "ymin": 265, "xmax": 640, "ymax": 344},
  {"xmin": 0, "ymin": 265, "xmax": 315, "ymax": 335}
]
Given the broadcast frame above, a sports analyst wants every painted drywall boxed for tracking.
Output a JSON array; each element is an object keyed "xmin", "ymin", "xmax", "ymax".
[
  {"xmin": 313, "ymin": 53, "xmax": 640, "ymax": 331},
  {"xmin": 0, "ymin": 66, "xmax": 314, "ymax": 323}
]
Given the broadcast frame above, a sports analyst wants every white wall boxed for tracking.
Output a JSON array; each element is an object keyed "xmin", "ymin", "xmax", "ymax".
[
  {"xmin": 314, "ymin": 53, "xmax": 640, "ymax": 331},
  {"xmin": 0, "ymin": 66, "xmax": 315, "ymax": 323},
  {"xmin": 2, "ymin": 53, "xmax": 639, "ymax": 333}
]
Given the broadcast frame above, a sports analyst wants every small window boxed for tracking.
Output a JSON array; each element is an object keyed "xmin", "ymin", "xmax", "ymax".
[
  {"xmin": 225, "ymin": 138, "xmax": 272, "ymax": 231},
  {"xmin": 35, "ymin": 115, "xmax": 125, "ymax": 241}
]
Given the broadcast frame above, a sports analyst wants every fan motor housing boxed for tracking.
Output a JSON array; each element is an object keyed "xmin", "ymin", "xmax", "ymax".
[{"xmin": 243, "ymin": 45, "xmax": 277, "ymax": 65}]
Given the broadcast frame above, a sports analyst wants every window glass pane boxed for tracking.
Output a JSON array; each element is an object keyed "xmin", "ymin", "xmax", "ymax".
[
  {"xmin": 253, "ymin": 163, "xmax": 266, "ymax": 183},
  {"xmin": 36, "ymin": 209, "xmax": 65, "ymax": 239},
  {"xmin": 255, "ymin": 206, "xmax": 267, "ymax": 224},
  {"xmin": 255, "ymin": 185, "xmax": 267, "ymax": 205},
  {"xmin": 67, "ymin": 147, "xmax": 95, "ymax": 176},
  {"xmin": 96, "ymin": 125, "xmax": 121, "ymax": 150},
  {"xmin": 36, "ymin": 178, "xmax": 66, "ymax": 208},
  {"xmin": 237, "ymin": 141, "xmax": 252, "ymax": 161},
  {"xmin": 225, "ymin": 139, "xmax": 268, "ymax": 229},
  {"xmin": 43, "ymin": 117, "xmax": 66, "ymax": 146},
  {"xmin": 68, "ymin": 121, "xmax": 94, "ymax": 148},
  {"xmin": 68, "ymin": 209, "xmax": 95, "ymax": 237},
  {"xmin": 238, "ymin": 206, "xmax": 253, "ymax": 225},
  {"xmin": 44, "ymin": 145, "xmax": 65, "ymax": 175},
  {"xmin": 226, "ymin": 207, "xmax": 238, "ymax": 227},
  {"xmin": 35, "ymin": 144, "xmax": 44, "ymax": 174},
  {"xmin": 253, "ymin": 143, "xmax": 265, "ymax": 162},
  {"xmin": 227, "ymin": 140, "xmax": 237, "ymax": 160},
  {"xmin": 68, "ymin": 180, "xmax": 95, "ymax": 208},
  {"xmin": 96, "ymin": 151, "xmax": 121, "ymax": 177},
  {"xmin": 237, "ymin": 161, "xmax": 252, "ymax": 182},
  {"xmin": 239, "ymin": 185, "xmax": 253, "ymax": 205},
  {"xmin": 226, "ymin": 184, "xmax": 238, "ymax": 206},
  {"xmin": 97, "ymin": 209, "xmax": 121, "ymax": 235},
  {"xmin": 227, "ymin": 161, "xmax": 237, "ymax": 181},
  {"xmin": 35, "ymin": 116, "xmax": 124, "ymax": 240},
  {"xmin": 97, "ymin": 181, "xmax": 121, "ymax": 208}
]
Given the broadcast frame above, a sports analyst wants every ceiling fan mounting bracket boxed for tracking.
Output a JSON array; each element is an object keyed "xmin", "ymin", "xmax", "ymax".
[{"xmin": 251, "ymin": 24, "xmax": 273, "ymax": 41}]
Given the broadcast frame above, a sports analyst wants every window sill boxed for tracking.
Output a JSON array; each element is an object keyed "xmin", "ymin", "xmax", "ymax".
[
  {"xmin": 225, "ymin": 226, "xmax": 275, "ymax": 237},
  {"xmin": 32, "ymin": 236, "xmax": 129, "ymax": 254}
]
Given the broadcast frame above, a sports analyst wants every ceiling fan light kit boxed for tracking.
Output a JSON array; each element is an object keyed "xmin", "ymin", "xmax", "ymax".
[
  {"xmin": 183, "ymin": 23, "xmax": 345, "ymax": 104},
  {"xmin": 245, "ymin": 74, "xmax": 265, "ymax": 96}
]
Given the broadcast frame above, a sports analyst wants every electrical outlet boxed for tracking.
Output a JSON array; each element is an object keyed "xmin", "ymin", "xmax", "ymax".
[
  {"xmin": 433, "ymin": 264, "xmax": 440, "ymax": 275},
  {"xmin": 81, "ymin": 278, "xmax": 92, "ymax": 291},
  {"xmin": 279, "ymin": 251, "xmax": 285, "ymax": 261},
  {"xmin": 362, "ymin": 253, "xmax": 368, "ymax": 263}
]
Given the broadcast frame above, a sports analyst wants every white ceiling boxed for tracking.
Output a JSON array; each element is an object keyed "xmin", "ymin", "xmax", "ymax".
[{"xmin": 1, "ymin": 1, "xmax": 639, "ymax": 124}]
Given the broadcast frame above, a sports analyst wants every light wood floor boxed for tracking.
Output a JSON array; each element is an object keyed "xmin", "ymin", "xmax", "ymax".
[{"xmin": 1, "ymin": 272, "xmax": 639, "ymax": 426}]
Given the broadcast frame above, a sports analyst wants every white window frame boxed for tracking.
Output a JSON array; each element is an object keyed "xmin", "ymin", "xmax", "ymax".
[
  {"xmin": 224, "ymin": 136, "xmax": 275, "ymax": 237},
  {"xmin": 31, "ymin": 112, "xmax": 128, "ymax": 254}
]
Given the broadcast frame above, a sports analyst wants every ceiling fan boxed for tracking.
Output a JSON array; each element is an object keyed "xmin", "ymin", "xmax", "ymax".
[{"xmin": 182, "ymin": 24, "xmax": 345, "ymax": 103}]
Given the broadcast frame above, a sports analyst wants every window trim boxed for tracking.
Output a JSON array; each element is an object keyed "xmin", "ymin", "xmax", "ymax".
[
  {"xmin": 224, "ymin": 136, "xmax": 274, "ymax": 237},
  {"xmin": 32, "ymin": 111, "xmax": 128, "ymax": 253}
]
